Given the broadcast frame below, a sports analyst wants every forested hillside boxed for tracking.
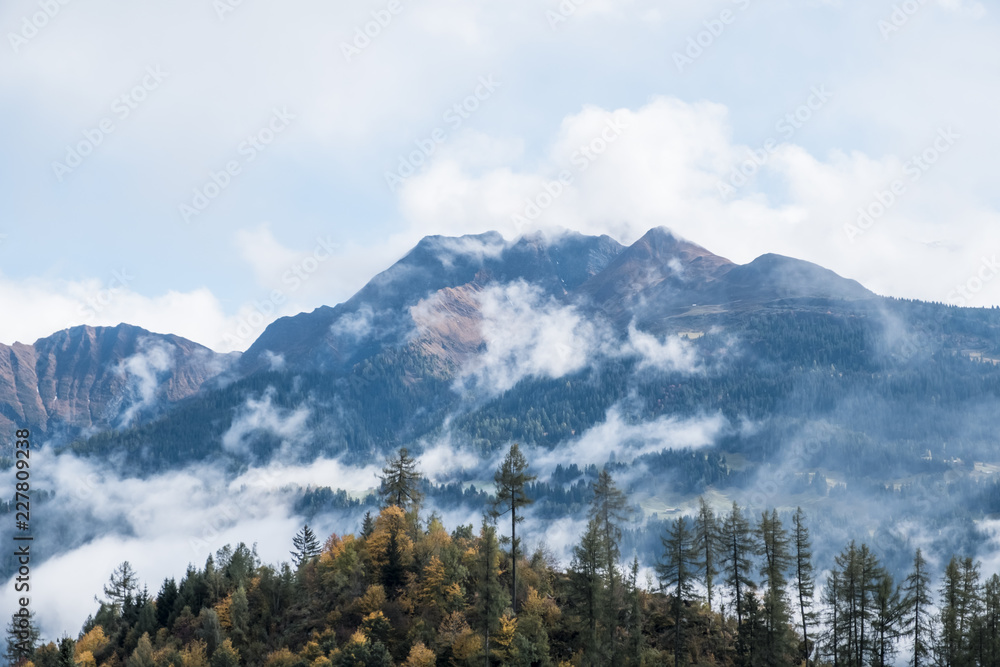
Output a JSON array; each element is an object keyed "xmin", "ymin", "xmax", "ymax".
[{"xmin": 7, "ymin": 448, "xmax": 999, "ymax": 667}]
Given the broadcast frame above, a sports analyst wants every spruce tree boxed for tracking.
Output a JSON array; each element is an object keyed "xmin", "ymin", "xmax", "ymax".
[
  {"xmin": 489, "ymin": 443, "xmax": 536, "ymax": 614},
  {"xmin": 291, "ymin": 524, "xmax": 322, "ymax": 567},
  {"xmin": 569, "ymin": 517, "xmax": 606, "ymax": 667},
  {"xmin": 474, "ymin": 518, "xmax": 507, "ymax": 667},
  {"xmin": 658, "ymin": 516, "xmax": 696, "ymax": 667}
]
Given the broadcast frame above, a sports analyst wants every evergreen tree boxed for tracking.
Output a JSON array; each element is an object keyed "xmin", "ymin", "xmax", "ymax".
[
  {"xmin": 587, "ymin": 469, "xmax": 631, "ymax": 660},
  {"xmin": 474, "ymin": 518, "xmax": 508, "ymax": 667},
  {"xmin": 757, "ymin": 509, "xmax": 795, "ymax": 666},
  {"xmin": 291, "ymin": 524, "xmax": 322, "ymax": 567},
  {"xmin": 569, "ymin": 518, "xmax": 606, "ymax": 667},
  {"xmin": 792, "ymin": 507, "xmax": 817, "ymax": 666},
  {"xmin": 4, "ymin": 609, "xmax": 40, "ymax": 666},
  {"xmin": 378, "ymin": 446, "xmax": 424, "ymax": 510},
  {"xmin": 658, "ymin": 517, "xmax": 696, "ymax": 667},
  {"xmin": 902, "ymin": 548, "xmax": 934, "ymax": 667},
  {"xmin": 693, "ymin": 497, "xmax": 719, "ymax": 612},
  {"xmin": 155, "ymin": 577, "xmax": 178, "ymax": 628},
  {"xmin": 490, "ymin": 443, "xmax": 536, "ymax": 614}
]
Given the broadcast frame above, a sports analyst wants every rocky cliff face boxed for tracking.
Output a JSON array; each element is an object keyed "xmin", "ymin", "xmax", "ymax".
[{"xmin": 0, "ymin": 323, "xmax": 235, "ymax": 441}]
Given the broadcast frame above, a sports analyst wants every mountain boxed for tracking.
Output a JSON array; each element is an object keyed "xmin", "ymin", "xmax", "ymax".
[
  {"xmin": 8, "ymin": 225, "xmax": 1000, "ymax": 595},
  {"xmin": 0, "ymin": 323, "xmax": 236, "ymax": 440}
]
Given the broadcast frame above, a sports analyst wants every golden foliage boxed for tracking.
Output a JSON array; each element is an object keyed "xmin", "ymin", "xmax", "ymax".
[
  {"xmin": 75, "ymin": 627, "xmax": 109, "ymax": 658},
  {"xmin": 263, "ymin": 648, "xmax": 298, "ymax": 667},
  {"xmin": 403, "ymin": 642, "xmax": 436, "ymax": 667},
  {"xmin": 214, "ymin": 594, "xmax": 233, "ymax": 629},
  {"xmin": 366, "ymin": 506, "xmax": 414, "ymax": 574},
  {"xmin": 359, "ymin": 584, "xmax": 387, "ymax": 614},
  {"xmin": 75, "ymin": 651, "xmax": 96, "ymax": 667},
  {"xmin": 521, "ymin": 586, "xmax": 561, "ymax": 624},
  {"xmin": 179, "ymin": 640, "xmax": 208, "ymax": 667}
]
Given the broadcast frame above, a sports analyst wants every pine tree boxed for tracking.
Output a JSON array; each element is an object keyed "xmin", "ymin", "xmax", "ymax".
[
  {"xmin": 378, "ymin": 447, "xmax": 424, "ymax": 511},
  {"xmin": 489, "ymin": 443, "xmax": 536, "ymax": 614},
  {"xmin": 588, "ymin": 468, "xmax": 632, "ymax": 660},
  {"xmin": 658, "ymin": 517, "xmax": 697, "ymax": 667},
  {"xmin": 902, "ymin": 548, "xmax": 934, "ymax": 667},
  {"xmin": 474, "ymin": 518, "xmax": 507, "ymax": 667},
  {"xmin": 693, "ymin": 497, "xmax": 719, "ymax": 612},
  {"xmin": 291, "ymin": 524, "xmax": 322, "ymax": 567},
  {"xmin": 569, "ymin": 517, "xmax": 606, "ymax": 667},
  {"xmin": 792, "ymin": 507, "xmax": 817, "ymax": 666}
]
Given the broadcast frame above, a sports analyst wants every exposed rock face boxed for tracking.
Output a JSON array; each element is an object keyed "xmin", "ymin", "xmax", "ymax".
[{"xmin": 0, "ymin": 323, "xmax": 235, "ymax": 440}]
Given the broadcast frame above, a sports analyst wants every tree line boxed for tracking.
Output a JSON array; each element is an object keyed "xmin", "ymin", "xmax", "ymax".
[{"xmin": 6, "ymin": 444, "xmax": 1000, "ymax": 666}]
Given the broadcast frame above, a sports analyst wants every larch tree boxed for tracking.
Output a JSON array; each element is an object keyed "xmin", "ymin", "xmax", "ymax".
[
  {"xmin": 720, "ymin": 502, "xmax": 756, "ymax": 647},
  {"xmin": 570, "ymin": 517, "xmax": 608, "ymax": 667},
  {"xmin": 902, "ymin": 548, "xmax": 934, "ymax": 667},
  {"xmin": 792, "ymin": 507, "xmax": 817, "ymax": 666},
  {"xmin": 693, "ymin": 497, "xmax": 719, "ymax": 612},
  {"xmin": 489, "ymin": 442, "xmax": 536, "ymax": 614},
  {"xmin": 757, "ymin": 509, "xmax": 796, "ymax": 666},
  {"xmin": 475, "ymin": 518, "xmax": 508, "ymax": 667},
  {"xmin": 378, "ymin": 446, "xmax": 424, "ymax": 511}
]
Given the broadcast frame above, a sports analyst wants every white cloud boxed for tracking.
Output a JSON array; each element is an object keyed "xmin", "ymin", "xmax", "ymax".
[
  {"xmin": 117, "ymin": 340, "xmax": 174, "ymax": 427},
  {"xmin": 221, "ymin": 389, "xmax": 311, "ymax": 456}
]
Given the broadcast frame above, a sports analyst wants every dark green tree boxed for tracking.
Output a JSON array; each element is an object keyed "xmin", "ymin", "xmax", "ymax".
[
  {"xmin": 4, "ymin": 609, "xmax": 40, "ymax": 666},
  {"xmin": 474, "ymin": 518, "xmax": 508, "ymax": 667},
  {"xmin": 490, "ymin": 442, "xmax": 536, "ymax": 614},
  {"xmin": 658, "ymin": 517, "xmax": 696, "ymax": 667},
  {"xmin": 569, "ymin": 517, "xmax": 606, "ymax": 667},
  {"xmin": 378, "ymin": 446, "xmax": 424, "ymax": 510},
  {"xmin": 291, "ymin": 524, "xmax": 322, "ymax": 567}
]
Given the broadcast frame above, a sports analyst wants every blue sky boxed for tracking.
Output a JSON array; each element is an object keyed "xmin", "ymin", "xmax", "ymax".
[{"xmin": 0, "ymin": 0, "xmax": 997, "ymax": 351}]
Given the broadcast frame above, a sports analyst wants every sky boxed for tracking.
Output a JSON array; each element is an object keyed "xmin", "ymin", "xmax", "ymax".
[{"xmin": 0, "ymin": 0, "xmax": 997, "ymax": 356}]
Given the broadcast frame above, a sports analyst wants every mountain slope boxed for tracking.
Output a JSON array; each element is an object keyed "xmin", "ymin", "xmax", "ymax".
[{"xmin": 0, "ymin": 323, "xmax": 236, "ymax": 439}]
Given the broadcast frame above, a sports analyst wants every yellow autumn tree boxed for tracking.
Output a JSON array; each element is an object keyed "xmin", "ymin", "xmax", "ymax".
[
  {"xmin": 403, "ymin": 642, "xmax": 436, "ymax": 667},
  {"xmin": 75, "ymin": 651, "xmax": 96, "ymax": 667},
  {"xmin": 75, "ymin": 627, "xmax": 109, "ymax": 659},
  {"xmin": 419, "ymin": 555, "xmax": 447, "ymax": 607},
  {"xmin": 492, "ymin": 613, "xmax": 517, "ymax": 663},
  {"xmin": 359, "ymin": 584, "xmax": 387, "ymax": 614},
  {"xmin": 179, "ymin": 640, "xmax": 208, "ymax": 667},
  {"xmin": 366, "ymin": 505, "xmax": 414, "ymax": 593}
]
